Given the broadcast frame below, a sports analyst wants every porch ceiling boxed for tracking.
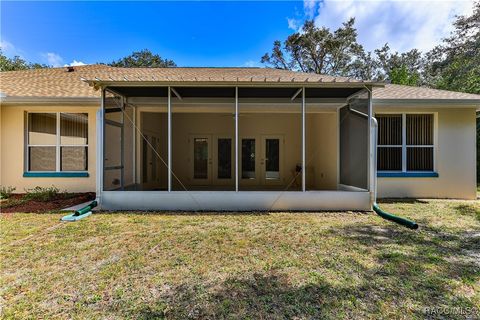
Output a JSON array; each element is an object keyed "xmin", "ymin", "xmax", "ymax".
[{"xmin": 107, "ymin": 86, "xmax": 365, "ymax": 99}]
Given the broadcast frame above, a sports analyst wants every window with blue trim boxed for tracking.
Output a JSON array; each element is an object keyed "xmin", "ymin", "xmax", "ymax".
[
  {"xmin": 377, "ymin": 113, "xmax": 434, "ymax": 173},
  {"xmin": 27, "ymin": 112, "xmax": 88, "ymax": 172}
]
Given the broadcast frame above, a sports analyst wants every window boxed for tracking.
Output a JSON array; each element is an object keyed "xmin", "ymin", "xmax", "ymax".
[
  {"xmin": 377, "ymin": 113, "xmax": 434, "ymax": 172},
  {"xmin": 27, "ymin": 113, "xmax": 88, "ymax": 172}
]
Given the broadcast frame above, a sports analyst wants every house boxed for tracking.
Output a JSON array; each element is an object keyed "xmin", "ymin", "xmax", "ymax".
[{"xmin": 1, "ymin": 65, "xmax": 478, "ymax": 211}]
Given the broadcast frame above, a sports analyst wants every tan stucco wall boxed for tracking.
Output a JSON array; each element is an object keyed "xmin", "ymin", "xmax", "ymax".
[
  {"xmin": 0, "ymin": 105, "xmax": 98, "ymax": 193},
  {"xmin": 1, "ymin": 103, "xmax": 476, "ymax": 199},
  {"xmin": 376, "ymin": 107, "xmax": 477, "ymax": 200}
]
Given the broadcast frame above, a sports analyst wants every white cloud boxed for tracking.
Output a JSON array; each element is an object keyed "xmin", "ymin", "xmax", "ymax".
[
  {"xmin": 0, "ymin": 39, "xmax": 25, "ymax": 58},
  {"xmin": 304, "ymin": 0, "xmax": 321, "ymax": 18},
  {"xmin": 287, "ymin": 18, "xmax": 301, "ymax": 31},
  {"xmin": 65, "ymin": 60, "xmax": 86, "ymax": 67},
  {"xmin": 0, "ymin": 40, "xmax": 15, "ymax": 53},
  {"xmin": 305, "ymin": 0, "xmax": 475, "ymax": 52},
  {"xmin": 43, "ymin": 52, "xmax": 64, "ymax": 67},
  {"xmin": 243, "ymin": 60, "xmax": 261, "ymax": 67}
]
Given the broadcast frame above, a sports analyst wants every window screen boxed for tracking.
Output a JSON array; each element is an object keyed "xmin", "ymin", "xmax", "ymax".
[
  {"xmin": 376, "ymin": 113, "xmax": 434, "ymax": 172},
  {"xmin": 27, "ymin": 113, "xmax": 88, "ymax": 172},
  {"xmin": 406, "ymin": 114, "xmax": 433, "ymax": 171},
  {"xmin": 377, "ymin": 114, "xmax": 402, "ymax": 171}
]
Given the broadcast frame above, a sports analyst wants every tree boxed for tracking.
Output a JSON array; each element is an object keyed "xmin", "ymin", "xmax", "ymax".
[
  {"xmin": 389, "ymin": 65, "xmax": 420, "ymax": 86},
  {"xmin": 261, "ymin": 18, "xmax": 364, "ymax": 77},
  {"xmin": 109, "ymin": 49, "xmax": 176, "ymax": 68},
  {"xmin": 0, "ymin": 50, "xmax": 49, "ymax": 71},
  {"xmin": 261, "ymin": 19, "xmax": 424, "ymax": 85},
  {"xmin": 425, "ymin": 1, "xmax": 479, "ymax": 94}
]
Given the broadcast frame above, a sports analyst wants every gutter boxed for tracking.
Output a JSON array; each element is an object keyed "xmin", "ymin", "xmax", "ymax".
[
  {"xmin": 373, "ymin": 98, "xmax": 480, "ymax": 108},
  {"xmin": 0, "ymin": 96, "xmax": 101, "ymax": 106},
  {"xmin": 83, "ymin": 79, "xmax": 386, "ymax": 90}
]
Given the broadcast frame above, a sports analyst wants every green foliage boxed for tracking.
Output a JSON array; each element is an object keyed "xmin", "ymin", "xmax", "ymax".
[
  {"xmin": 477, "ymin": 115, "xmax": 480, "ymax": 181},
  {"xmin": 389, "ymin": 65, "xmax": 420, "ymax": 86},
  {"xmin": 261, "ymin": 18, "xmax": 365, "ymax": 77},
  {"xmin": 261, "ymin": 20, "xmax": 424, "ymax": 86},
  {"xmin": 24, "ymin": 186, "xmax": 59, "ymax": 202},
  {"xmin": 0, "ymin": 50, "xmax": 49, "ymax": 71},
  {"xmin": 0, "ymin": 186, "xmax": 16, "ymax": 199},
  {"xmin": 425, "ymin": 1, "xmax": 479, "ymax": 94},
  {"xmin": 109, "ymin": 49, "xmax": 176, "ymax": 68}
]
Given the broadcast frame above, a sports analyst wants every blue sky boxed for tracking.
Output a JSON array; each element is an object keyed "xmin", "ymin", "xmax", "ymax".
[{"xmin": 0, "ymin": 1, "xmax": 475, "ymax": 67}]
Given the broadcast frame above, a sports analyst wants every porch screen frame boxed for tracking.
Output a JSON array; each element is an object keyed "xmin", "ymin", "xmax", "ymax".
[{"xmin": 103, "ymin": 88, "xmax": 125, "ymax": 191}]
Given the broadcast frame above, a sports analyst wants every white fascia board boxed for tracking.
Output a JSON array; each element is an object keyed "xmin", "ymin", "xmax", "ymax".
[
  {"xmin": 373, "ymin": 99, "xmax": 480, "ymax": 109},
  {"xmin": 0, "ymin": 96, "xmax": 100, "ymax": 106},
  {"xmin": 84, "ymin": 79, "xmax": 385, "ymax": 89}
]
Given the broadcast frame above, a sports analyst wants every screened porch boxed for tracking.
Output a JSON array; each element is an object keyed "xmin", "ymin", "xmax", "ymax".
[{"xmin": 96, "ymin": 84, "xmax": 375, "ymax": 211}]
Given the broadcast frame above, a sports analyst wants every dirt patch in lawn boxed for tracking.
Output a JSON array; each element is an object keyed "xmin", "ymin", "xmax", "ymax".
[{"xmin": 0, "ymin": 192, "xmax": 95, "ymax": 213}]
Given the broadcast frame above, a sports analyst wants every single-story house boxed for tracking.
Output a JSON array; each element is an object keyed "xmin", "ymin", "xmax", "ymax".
[{"xmin": 1, "ymin": 65, "xmax": 478, "ymax": 211}]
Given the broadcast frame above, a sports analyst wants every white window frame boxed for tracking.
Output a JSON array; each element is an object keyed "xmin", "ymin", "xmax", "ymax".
[
  {"xmin": 26, "ymin": 112, "xmax": 89, "ymax": 172},
  {"xmin": 376, "ymin": 112, "xmax": 437, "ymax": 173}
]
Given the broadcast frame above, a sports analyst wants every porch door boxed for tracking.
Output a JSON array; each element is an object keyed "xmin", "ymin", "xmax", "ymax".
[
  {"xmin": 190, "ymin": 135, "xmax": 212, "ymax": 185},
  {"xmin": 142, "ymin": 132, "xmax": 162, "ymax": 189},
  {"xmin": 104, "ymin": 107, "xmax": 124, "ymax": 191},
  {"xmin": 262, "ymin": 135, "xmax": 283, "ymax": 185},
  {"xmin": 240, "ymin": 137, "xmax": 259, "ymax": 186},
  {"xmin": 213, "ymin": 136, "xmax": 234, "ymax": 185}
]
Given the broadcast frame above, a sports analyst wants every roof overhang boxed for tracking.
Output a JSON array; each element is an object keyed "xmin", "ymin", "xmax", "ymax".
[{"xmin": 82, "ymin": 79, "xmax": 385, "ymax": 90}]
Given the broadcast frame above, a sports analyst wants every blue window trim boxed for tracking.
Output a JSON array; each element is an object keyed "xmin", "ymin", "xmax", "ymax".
[
  {"xmin": 377, "ymin": 172, "xmax": 439, "ymax": 178},
  {"xmin": 23, "ymin": 172, "xmax": 89, "ymax": 178}
]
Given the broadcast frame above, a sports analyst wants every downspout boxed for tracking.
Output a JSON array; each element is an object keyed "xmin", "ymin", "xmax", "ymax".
[
  {"xmin": 371, "ymin": 116, "xmax": 418, "ymax": 229},
  {"xmin": 350, "ymin": 104, "xmax": 418, "ymax": 229}
]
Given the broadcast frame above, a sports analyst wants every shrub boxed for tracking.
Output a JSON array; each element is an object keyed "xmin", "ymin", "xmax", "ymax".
[
  {"xmin": 0, "ymin": 186, "xmax": 16, "ymax": 199},
  {"xmin": 24, "ymin": 185, "xmax": 59, "ymax": 202}
]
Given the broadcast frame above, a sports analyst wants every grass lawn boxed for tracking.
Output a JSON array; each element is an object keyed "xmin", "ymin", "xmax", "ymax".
[{"xmin": 1, "ymin": 200, "xmax": 479, "ymax": 319}]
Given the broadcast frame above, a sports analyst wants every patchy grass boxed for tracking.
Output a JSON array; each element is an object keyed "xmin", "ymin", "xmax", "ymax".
[{"xmin": 1, "ymin": 199, "xmax": 479, "ymax": 319}]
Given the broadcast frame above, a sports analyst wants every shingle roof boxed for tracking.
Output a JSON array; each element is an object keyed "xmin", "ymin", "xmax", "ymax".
[
  {"xmin": 373, "ymin": 84, "xmax": 480, "ymax": 100},
  {"xmin": 82, "ymin": 66, "xmax": 365, "ymax": 84},
  {"xmin": 1, "ymin": 64, "xmax": 479, "ymax": 102}
]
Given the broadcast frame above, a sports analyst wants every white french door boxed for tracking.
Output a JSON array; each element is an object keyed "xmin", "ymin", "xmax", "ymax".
[
  {"xmin": 189, "ymin": 134, "xmax": 235, "ymax": 186},
  {"xmin": 239, "ymin": 135, "xmax": 284, "ymax": 187},
  {"xmin": 261, "ymin": 135, "xmax": 283, "ymax": 185},
  {"xmin": 189, "ymin": 135, "xmax": 212, "ymax": 185},
  {"xmin": 141, "ymin": 131, "xmax": 163, "ymax": 189}
]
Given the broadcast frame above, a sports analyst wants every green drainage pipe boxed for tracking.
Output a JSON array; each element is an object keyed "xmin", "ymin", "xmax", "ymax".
[
  {"xmin": 373, "ymin": 202, "xmax": 418, "ymax": 230},
  {"xmin": 61, "ymin": 200, "xmax": 98, "ymax": 222}
]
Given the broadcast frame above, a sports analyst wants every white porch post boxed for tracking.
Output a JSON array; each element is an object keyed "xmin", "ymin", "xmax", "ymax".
[
  {"xmin": 96, "ymin": 89, "xmax": 105, "ymax": 203},
  {"xmin": 302, "ymin": 87, "xmax": 306, "ymax": 192},
  {"xmin": 168, "ymin": 86, "xmax": 172, "ymax": 192},
  {"xmin": 367, "ymin": 87, "xmax": 373, "ymax": 204},
  {"xmin": 235, "ymin": 87, "xmax": 239, "ymax": 192}
]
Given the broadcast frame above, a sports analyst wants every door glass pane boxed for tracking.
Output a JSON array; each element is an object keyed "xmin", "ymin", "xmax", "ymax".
[
  {"xmin": 142, "ymin": 135, "xmax": 148, "ymax": 183},
  {"xmin": 194, "ymin": 138, "xmax": 208, "ymax": 179},
  {"xmin": 61, "ymin": 146, "xmax": 87, "ymax": 171},
  {"xmin": 218, "ymin": 138, "xmax": 231, "ymax": 179},
  {"xmin": 152, "ymin": 137, "xmax": 157, "ymax": 181},
  {"xmin": 29, "ymin": 146, "xmax": 56, "ymax": 171},
  {"xmin": 265, "ymin": 139, "xmax": 280, "ymax": 179},
  {"xmin": 242, "ymin": 139, "xmax": 255, "ymax": 179},
  {"xmin": 28, "ymin": 113, "xmax": 57, "ymax": 145}
]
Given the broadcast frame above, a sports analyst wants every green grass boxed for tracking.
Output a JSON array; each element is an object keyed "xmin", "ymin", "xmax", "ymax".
[{"xmin": 1, "ymin": 199, "xmax": 479, "ymax": 319}]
